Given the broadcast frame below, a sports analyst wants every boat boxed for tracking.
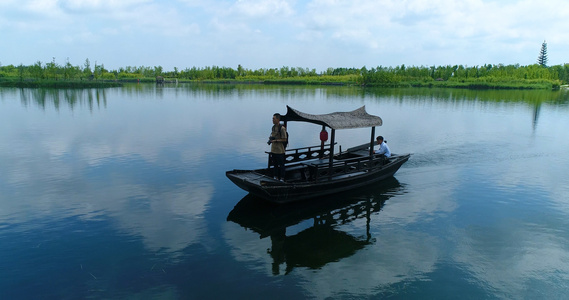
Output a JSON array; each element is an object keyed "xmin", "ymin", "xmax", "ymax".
[{"xmin": 226, "ymin": 105, "xmax": 410, "ymax": 203}]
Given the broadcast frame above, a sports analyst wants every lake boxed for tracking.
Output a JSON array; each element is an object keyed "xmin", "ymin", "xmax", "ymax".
[{"xmin": 1, "ymin": 84, "xmax": 569, "ymax": 299}]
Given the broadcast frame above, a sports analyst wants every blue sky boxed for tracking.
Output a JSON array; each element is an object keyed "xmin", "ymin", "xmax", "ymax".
[{"xmin": 1, "ymin": 0, "xmax": 567, "ymax": 72}]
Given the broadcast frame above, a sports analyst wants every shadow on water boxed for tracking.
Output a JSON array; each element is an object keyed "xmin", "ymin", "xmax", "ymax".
[{"xmin": 227, "ymin": 177, "xmax": 405, "ymax": 275}]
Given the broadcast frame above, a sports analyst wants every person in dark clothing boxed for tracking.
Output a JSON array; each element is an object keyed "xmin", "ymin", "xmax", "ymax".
[{"xmin": 269, "ymin": 113, "xmax": 287, "ymax": 181}]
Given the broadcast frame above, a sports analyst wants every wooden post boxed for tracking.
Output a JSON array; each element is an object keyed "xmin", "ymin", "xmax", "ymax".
[
  {"xmin": 328, "ymin": 129, "xmax": 335, "ymax": 179},
  {"xmin": 369, "ymin": 126, "xmax": 376, "ymax": 156}
]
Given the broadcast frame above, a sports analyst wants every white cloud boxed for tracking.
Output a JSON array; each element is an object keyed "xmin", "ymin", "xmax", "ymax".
[
  {"xmin": 58, "ymin": 0, "xmax": 152, "ymax": 13},
  {"xmin": 23, "ymin": 0, "xmax": 61, "ymax": 15},
  {"xmin": 231, "ymin": 0, "xmax": 295, "ymax": 19},
  {"xmin": 1, "ymin": 0, "xmax": 568, "ymax": 70}
]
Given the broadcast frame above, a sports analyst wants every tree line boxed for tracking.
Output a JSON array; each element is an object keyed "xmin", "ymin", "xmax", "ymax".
[
  {"xmin": 1, "ymin": 57, "xmax": 568, "ymax": 88},
  {"xmin": 361, "ymin": 63, "xmax": 566, "ymax": 89}
]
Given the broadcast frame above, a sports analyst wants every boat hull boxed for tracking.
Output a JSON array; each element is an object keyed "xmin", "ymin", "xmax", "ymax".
[{"xmin": 226, "ymin": 153, "xmax": 410, "ymax": 204}]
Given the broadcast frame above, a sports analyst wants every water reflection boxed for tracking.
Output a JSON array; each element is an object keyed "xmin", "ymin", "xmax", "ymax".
[
  {"xmin": 4, "ymin": 84, "xmax": 568, "ymax": 113},
  {"xmin": 2, "ymin": 84, "xmax": 569, "ymax": 298},
  {"xmin": 227, "ymin": 178, "xmax": 403, "ymax": 275},
  {"xmin": 18, "ymin": 88, "xmax": 108, "ymax": 111},
  {"xmin": 532, "ymin": 100, "xmax": 541, "ymax": 130},
  {"xmin": 364, "ymin": 87, "xmax": 569, "ymax": 105}
]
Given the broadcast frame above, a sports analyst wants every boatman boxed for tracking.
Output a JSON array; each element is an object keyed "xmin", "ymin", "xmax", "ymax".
[
  {"xmin": 269, "ymin": 113, "xmax": 287, "ymax": 181},
  {"xmin": 375, "ymin": 136, "xmax": 391, "ymax": 158}
]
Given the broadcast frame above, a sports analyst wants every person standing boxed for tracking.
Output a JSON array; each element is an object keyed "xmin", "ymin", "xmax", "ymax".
[
  {"xmin": 269, "ymin": 113, "xmax": 287, "ymax": 181},
  {"xmin": 375, "ymin": 136, "xmax": 391, "ymax": 158}
]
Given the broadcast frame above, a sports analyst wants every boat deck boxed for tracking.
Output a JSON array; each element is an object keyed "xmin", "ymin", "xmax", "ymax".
[
  {"xmin": 232, "ymin": 153, "xmax": 399, "ymax": 186},
  {"xmin": 238, "ymin": 171, "xmax": 267, "ymax": 184}
]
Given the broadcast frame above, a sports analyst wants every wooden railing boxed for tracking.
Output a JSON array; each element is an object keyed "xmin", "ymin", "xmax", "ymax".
[
  {"xmin": 265, "ymin": 143, "xmax": 391, "ymax": 182},
  {"xmin": 284, "ymin": 143, "xmax": 336, "ymax": 163},
  {"xmin": 266, "ymin": 143, "xmax": 336, "ymax": 167}
]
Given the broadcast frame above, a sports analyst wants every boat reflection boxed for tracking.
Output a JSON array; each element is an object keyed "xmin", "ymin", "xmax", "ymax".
[{"xmin": 227, "ymin": 177, "xmax": 404, "ymax": 275}]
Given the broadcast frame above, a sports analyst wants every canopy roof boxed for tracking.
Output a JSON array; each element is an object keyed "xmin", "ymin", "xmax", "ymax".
[{"xmin": 284, "ymin": 105, "xmax": 382, "ymax": 130}]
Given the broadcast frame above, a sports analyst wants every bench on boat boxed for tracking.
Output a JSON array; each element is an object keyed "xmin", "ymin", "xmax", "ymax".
[
  {"xmin": 346, "ymin": 142, "xmax": 373, "ymax": 153},
  {"xmin": 300, "ymin": 154, "xmax": 387, "ymax": 181},
  {"xmin": 276, "ymin": 153, "xmax": 389, "ymax": 182}
]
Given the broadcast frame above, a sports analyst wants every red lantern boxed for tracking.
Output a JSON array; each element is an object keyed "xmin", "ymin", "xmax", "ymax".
[{"xmin": 320, "ymin": 129, "xmax": 328, "ymax": 142}]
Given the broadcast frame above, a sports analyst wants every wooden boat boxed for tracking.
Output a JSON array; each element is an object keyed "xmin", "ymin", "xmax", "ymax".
[{"xmin": 226, "ymin": 105, "xmax": 410, "ymax": 203}]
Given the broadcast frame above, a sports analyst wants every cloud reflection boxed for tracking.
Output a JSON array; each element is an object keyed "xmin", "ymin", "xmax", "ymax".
[
  {"xmin": 0, "ymin": 87, "xmax": 221, "ymax": 256},
  {"xmin": 299, "ymin": 230, "xmax": 438, "ymax": 298},
  {"xmin": 451, "ymin": 223, "xmax": 569, "ymax": 298},
  {"xmin": 105, "ymin": 182, "xmax": 214, "ymax": 254}
]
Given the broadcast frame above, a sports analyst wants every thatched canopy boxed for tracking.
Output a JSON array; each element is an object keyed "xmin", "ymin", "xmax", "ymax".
[{"xmin": 283, "ymin": 106, "xmax": 382, "ymax": 130}]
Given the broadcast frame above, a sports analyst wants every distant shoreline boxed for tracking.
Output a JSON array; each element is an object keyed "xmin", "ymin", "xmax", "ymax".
[{"xmin": 0, "ymin": 78, "xmax": 561, "ymax": 90}]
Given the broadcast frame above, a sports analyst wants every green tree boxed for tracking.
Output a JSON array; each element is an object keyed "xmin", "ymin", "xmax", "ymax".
[
  {"xmin": 154, "ymin": 65, "xmax": 163, "ymax": 77},
  {"xmin": 29, "ymin": 61, "xmax": 44, "ymax": 79},
  {"xmin": 46, "ymin": 57, "xmax": 58, "ymax": 80},
  {"xmin": 237, "ymin": 64, "xmax": 245, "ymax": 77},
  {"xmin": 18, "ymin": 64, "xmax": 25, "ymax": 81},
  {"xmin": 537, "ymin": 40, "xmax": 548, "ymax": 67},
  {"xmin": 83, "ymin": 58, "xmax": 92, "ymax": 79}
]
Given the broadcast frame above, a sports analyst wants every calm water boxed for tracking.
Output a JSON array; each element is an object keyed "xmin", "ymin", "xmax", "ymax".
[{"xmin": 1, "ymin": 84, "xmax": 569, "ymax": 299}]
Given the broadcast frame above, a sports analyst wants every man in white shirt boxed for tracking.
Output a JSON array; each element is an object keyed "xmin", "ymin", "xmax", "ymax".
[{"xmin": 375, "ymin": 136, "xmax": 391, "ymax": 158}]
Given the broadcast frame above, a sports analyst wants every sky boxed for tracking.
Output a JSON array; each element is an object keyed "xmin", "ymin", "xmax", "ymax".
[{"xmin": 1, "ymin": 0, "xmax": 568, "ymax": 72}]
